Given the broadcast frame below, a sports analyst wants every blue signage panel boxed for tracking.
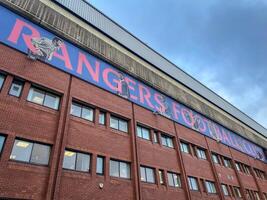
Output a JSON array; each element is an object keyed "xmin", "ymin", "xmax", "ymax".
[{"xmin": 0, "ymin": 5, "xmax": 265, "ymax": 162}]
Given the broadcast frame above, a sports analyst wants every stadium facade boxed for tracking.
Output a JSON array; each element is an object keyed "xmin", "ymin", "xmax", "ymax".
[{"xmin": 0, "ymin": 0, "xmax": 266, "ymax": 199}]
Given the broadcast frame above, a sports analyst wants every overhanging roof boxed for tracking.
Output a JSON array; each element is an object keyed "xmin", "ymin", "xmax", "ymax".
[{"xmin": 54, "ymin": 0, "xmax": 267, "ymax": 138}]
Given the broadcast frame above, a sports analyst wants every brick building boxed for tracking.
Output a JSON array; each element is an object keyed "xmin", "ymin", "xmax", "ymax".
[{"xmin": 0, "ymin": 0, "xmax": 266, "ymax": 200}]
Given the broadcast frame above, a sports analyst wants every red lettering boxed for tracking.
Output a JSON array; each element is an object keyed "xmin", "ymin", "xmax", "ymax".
[
  {"xmin": 7, "ymin": 18, "xmax": 40, "ymax": 51},
  {"xmin": 53, "ymin": 43, "xmax": 73, "ymax": 70},
  {"xmin": 125, "ymin": 77, "xmax": 137, "ymax": 100},
  {"xmin": 102, "ymin": 68, "xmax": 119, "ymax": 91},
  {"xmin": 181, "ymin": 108, "xmax": 194, "ymax": 127},
  {"xmin": 77, "ymin": 52, "xmax": 100, "ymax": 82},
  {"xmin": 154, "ymin": 93, "xmax": 165, "ymax": 112},
  {"xmin": 138, "ymin": 84, "xmax": 154, "ymax": 109}
]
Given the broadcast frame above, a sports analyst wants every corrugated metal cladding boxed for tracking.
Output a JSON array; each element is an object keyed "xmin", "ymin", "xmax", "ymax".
[{"xmin": 54, "ymin": 0, "xmax": 267, "ymax": 137}]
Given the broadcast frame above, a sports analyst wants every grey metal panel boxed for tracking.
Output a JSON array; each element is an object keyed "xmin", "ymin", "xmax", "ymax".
[{"xmin": 54, "ymin": 0, "xmax": 267, "ymax": 137}]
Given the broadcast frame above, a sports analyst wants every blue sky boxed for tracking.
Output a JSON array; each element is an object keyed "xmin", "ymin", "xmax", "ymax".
[{"xmin": 89, "ymin": 0, "xmax": 267, "ymax": 129}]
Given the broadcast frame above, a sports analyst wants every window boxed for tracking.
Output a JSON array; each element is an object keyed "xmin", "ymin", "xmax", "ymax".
[
  {"xmin": 254, "ymin": 168, "xmax": 266, "ymax": 179},
  {"xmin": 211, "ymin": 153, "xmax": 219, "ymax": 164},
  {"xmin": 9, "ymin": 80, "xmax": 24, "ymax": 97},
  {"xmin": 205, "ymin": 181, "xmax": 217, "ymax": 194},
  {"xmin": 110, "ymin": 160, "xmax": 130, "ymax": 179},
  {"xmin": 140, "ymin": 166, "xmax": 155, "ymax": 183},
  {"xmin": 96, "ymin": 156, "xmax": 104, "ymax": 175},
  {"xmin": 63, "ymin": 150, "xmax": 90, "ymax": 172},
  {"xmin": 70, "ymin": 102, "xmax": 94, "ymax": 121},
  {"xmin": 188, "ymin": 176, "xmax": 199, "ymax": 191},
  {"xmin": 221, "ymin": 184, "xmax": 229, "ymax": 196},
  {"xmin": 167, "ymin": 172, "xmax": 181, "ymax": 188},
  {"xmin": 254, "ymin": 191, "xmax": 260, "ymax": 200},
  {"xmin": 158, "ymin": 170, "xmax": 164, "ymax": 185},
  {"xmin": 153, "ymin": 132, "xmax": 158, "ymax": 143},
  {"xmin": 110, "ymin": 115, "xmax": 128, "ymax": 133},
  {"xmin": 10, "ymin": 139, "xmax": 50, "ymax": 165},
  {"xmin": 161, "ymin": 134, "xmax": 174, "ymax": 148},
  {"xmin": 233, "ymin": 186, "xmax": 242, "ymax": 198},
  {"xmin": 223, "ymin": 158, "xmax": 231, "ymax": 168},
  {"xmin": 0, "ymin": 74, "xmax": 5, "ymax": 90},
  {"xmin": 0, "ymin": 135, "xmax": 6, "ymax": 154},
  {"xmin": 263, "ymin": 193, "xmax": 267, "ymax": 200},
  {"xmin": 243, "ymin": 165, "xmax": 250, "ymax": 175},
  {"xmin": 27, "ymin": 87, "xmax": 60, "ymax": 110},
  {"xmin": 235, "ymin": 162, "xmax": 241, "ymax": 171},
  {"xmin": 99, "ymin": 112, "xmax": 106, "ymax": 125},
  {"xmin": 137, "ymin": 125, "xmax": 150, "ymax": 140},
  {"xmin": 196, "ymin": 148, "xmax": 206, "ymax": 160},
  {"xmin": 180, "ymin": 142, "xmax": 190, "ymax": 153}
]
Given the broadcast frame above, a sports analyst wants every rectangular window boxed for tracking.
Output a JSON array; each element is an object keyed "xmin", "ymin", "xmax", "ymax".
[
  {"xmin": 223, "ymin": 158, "xmax": 232, "ymax": 168},
  {"xmin": 110, "ymin": 160, "xmax": 130, "ymax": 179},
  {"xmin": 140, "ymin": 166, "xmax": 155, "ymax": 183},
  {"xmin": 96, "ymin": 156, "xmax": 105, "ymax": 175},
  {"xmin": 263, "ymin": 193, "xmax": 267, "ymax": 200},
  {"xmin": 9, "ymin": 79, "xmax": 24, "ymax": 97},
  {"xmin": 159, "ymin": 170, "xmax": 164, "ymax": 185},
  {"xmin": 167, "ymin": 172, "xmax": 181, "ymax": 188},
  {"xmin": 221, "ymin": 184, "xmax": 229, "ymax": 196},
  {"xmin": 0, "ymin": 135, "xmax": 6, "ymax": 154},
  {"xmin": 70, "ymin": 102, "xmax": 94, "ymax": 121},
  {"xmin": 27, "ymin": 87, "xmax": 60, "ymax": 110},
  {"xmin": 110, "ymin": 116, "xmax": 128, "ymax": 133},
  {"xmin": 233, "ymin": 187, "xmax": 242, "ymax": 198},
  {"xmin": 63, "ymin": 150, "xmax": 90, "ymax": 172},
  {"xmin": 0, "ymin": 74, "xmax": 5, "ymax": 90},
  {"xmin": 205, "ymin": 181, "xmax": 217, "ymax": 194},
  {"xmin": 255, "ymin": 191, "xmax": 260, "ymax": 200},
  {"xmin": 180, "ymin": 142, "xmax": 190, "ymax": 153},
  {"xmin": 137, "ymin": 125, "xmax": 150, "ymax": 140},
  {"xmin": 196, "ymin": 148, "xmax": 207, "ymax": 160},
  {"xmin": 212, "ymin": 153, "xmax": 219, "ymax": 164},
  {"xmin": 161, "ymin": 134, "xmax": 174, "ymax": 148},
  {"xmin": 235, "ymin": 162, "xmax": 241, "ymax": 171},
  {"xmin": 188, "ymin": 176, "xmax": 199, "ymax": 191},
  {"xmin": 99, "ymin": 112, "xmax": 106, "ymax": 125},
  {"xmin": 10, "ymin": 139, "xmax": 50, "ymax": 165},
  {"xmin": 153, "ymin": 132, "xmax": 158, "ymax": 143},
  {"xmin": 243, "ymin": 165, "xmax": 250, "ymax": 175},
  {"xmin": 254, "ymin": 168, "xmax": 266, "ymax": 179}
]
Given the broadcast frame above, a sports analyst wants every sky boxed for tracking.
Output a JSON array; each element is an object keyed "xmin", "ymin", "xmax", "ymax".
[{"xmin": 88, "ymin": 0, "xmax": 267, "ymax": 129}]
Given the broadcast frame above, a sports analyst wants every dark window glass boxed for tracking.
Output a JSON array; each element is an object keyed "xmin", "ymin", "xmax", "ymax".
[
  {"xmin": 180, "ymin": 142, "xmax": 190, "ymax": 153},
  {"xmin": 10, "ymin": 139, "xmax": 50, "ymax": 165},
  {"xmin": 212, "ymin": 153, "xmax": 219, "ymax": 164},
  {"xmin": 110, "ymin": 160, "xmax": 130, "ymax": 179},
  {"xmin": 0, "ymin": 135, "xmax": 6, "ymax": 154},
  {"xmin": 9, "ymin": 80, "xmax": 24, "ymax": 97},
  {"xmin": 221, "ymin": 184, "xmax": 229, "ymax": 196},
  {"xmin": 27, "ymin": 87, "xmax": 60, "ymax": 110},
  {"xmin": 0, "ymin": 74, "xmax": 5, "ymax": 90},
  {"xmin": 63, "ymin": 150, "xmax": 90, "ymax": 172},
  {"xmin": 196, "ymin": 148, "xmax": 207, "ymax": 160},
  {"xmin": 110, "ymin": 116, "xmax": 128, "ymax": 133},
  {"xmin": 161, "ymin": 134, "xmax": 174, "ymax": 148},
  {"xmin": 137, "ymin": 126, "xmax": 150, "ymax": 140},
  {"xmin": 159, "ymin": 170, "xmax": 164, "ymax": 185},
  {"xmin": 70, "ymin": 102, "xmax": 94, "ymax": 121},
  {"xmin": 188, "ymin": 176, "xmax": 199, "ymax": 191},
  {"xmin": 30, "ymin": 143, "xmax": 50, "ymax": 165},
  {"xmin": 140, "ymin": 166, "xmax": 155, "ymax": 183},
  {"xmin": 96, "ymin": 156, "xmax": 104, "ymax": 175},
  {"xmin": 167, "ymin": 172, "xmax": 181, "ymax": 187},
  {"xmin": 99, "ymin": 112, "xmax": 106, "ymax": 125}
]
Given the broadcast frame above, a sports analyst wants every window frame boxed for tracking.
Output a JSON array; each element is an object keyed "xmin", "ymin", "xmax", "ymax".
[
  {"xmin": 10, "ymin": 138, "xmax": 51, "ymax": 166},
  {"xmin": 98, "ymin": 111, "xmax": 106, "ymax": 125},
  {"xmin": 0, "ymin": 134, "xmax": 6, "ymax": 155},
  {"xmin": 140, "ymin": 166, "xmax": 155, "ymax": 184},
  {"xmin": 211, "ymin": 153, "xmax": 219, "ymax": 164},
  {"xmin": 180, "ymin": 142, "xmax": 190, "ymax": 154},
  {"xmin": 205, "ymin": 180, "xmax": 217, "ymax": 194},
  {"xmin": 158, "ymin": 169, "xmax": 165, "ymax": 185},
  {"xmin": 70, "ymin": 101, "xmax": 94, "ymax": 122},
  {"xmin": 96, "ymin": 156, "xmax": 105, "ymax": 175},
  {"xmin": 161, "ymin": 134, "xmax": 174, "ymax": 148},
  {"xmin": 223, "ymin": 157, "xmax": 232, "ymax": 168},
  {"xmin": 63, "ymin": 149, "xmax": 91, "ymax": 172},
  {"xmin": 0, "ymin": 73, "xmax": 6, "ymax": 91},
  {"xmin": 167, "ymin": 172, "xmax": 181, "ymax": 188},
  {"xmin": 27, "ymin": 86, "xmax": 60, "ymax": 110},
  {"xmin": 196, "ymin": 148, "xmax": 207, "ymax": 160},
  {"xmin": 136, "ymin": 125, "xmax": 151, "ymax": 141},
  {"xmin": 188, "ymin": 176, "xmax": 199, "ymax": 191},
  {"xmin": 110, "ymin": 159, "xmax": 131, "ymax": 179},
  {"xmin": 8, "ymin": 79, "xmax": 24, "ymax": 97},
  {"xmin": 110, "ymin": 115, "xmax": 128, "ymax": 133},
  {"xmin": 221, "ymin": 184, "xmax": 229, "ymax": 196}
]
